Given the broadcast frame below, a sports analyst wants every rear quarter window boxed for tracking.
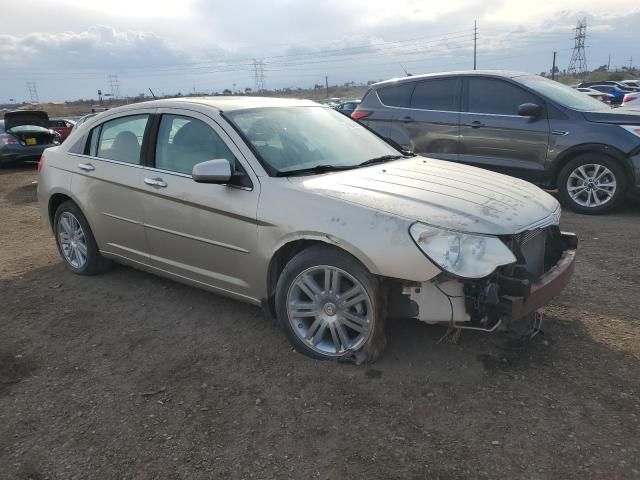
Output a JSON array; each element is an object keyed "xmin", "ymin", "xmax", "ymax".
[{"xmin": 377, "ymin": 83, "xmax": 415, "ymax": 108}]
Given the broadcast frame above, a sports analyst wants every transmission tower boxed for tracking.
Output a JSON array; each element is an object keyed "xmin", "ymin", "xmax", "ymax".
[
  {"xmin": 108, "ymin": 74, "xmax": 121, "ymax": 99},
  {"xmin": 567, "ymin": 18, "xmax": 588, "ymax": 76},
  {"xmin": 26, "ymin": 82, "xmax": 39, "ymax": 103},
  {"xmin": 252, "ymin": 59, "xmax": 266, "ymax": 92}
]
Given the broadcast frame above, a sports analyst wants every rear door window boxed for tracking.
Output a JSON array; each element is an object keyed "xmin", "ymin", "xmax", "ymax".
[
  {"xmin": 410, "ymin": 78, "xmax": 459, "ymax": 111},
  {"xmin": 377, "ymin": 83, "xmax": 415, "ymax": 108},
  {"xmin": 95, "ymin": 115, "xmax": 149, "ymax": 164},
  {"xmin": 467, "ymin": 78, "xmax": 538, "ymax": 116}
]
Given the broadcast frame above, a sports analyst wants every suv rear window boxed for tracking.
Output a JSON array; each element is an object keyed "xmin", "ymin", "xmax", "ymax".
[
  {"xmin": 410, "ymin": 79, "xmax": 458, "ymax": 111},
  {"xmin": 377, "ymin": 83, "xmax": 414, "ymax": 108}
]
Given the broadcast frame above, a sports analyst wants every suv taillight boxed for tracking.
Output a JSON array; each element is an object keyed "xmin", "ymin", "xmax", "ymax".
[
  {"xmin": 37, "ymin": 154, "xmax": 46, "ymax": 174},
  {"xmin": 624, "ymin": 95, "xmax": 637, "ymax": 103},
  {"xmin": 351, "ymin": 110, "xmax": 371, "ymax": 121}
]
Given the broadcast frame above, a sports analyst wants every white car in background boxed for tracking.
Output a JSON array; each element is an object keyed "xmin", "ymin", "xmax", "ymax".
[{"xmin": 622, "ymin": 91, "xmax": 640, "ymax": 109}]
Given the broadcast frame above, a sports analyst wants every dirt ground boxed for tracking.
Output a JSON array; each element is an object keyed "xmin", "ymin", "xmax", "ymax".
[{"xmin": 1, "ymin": 165, "xmax": 639, "ymax": 480}]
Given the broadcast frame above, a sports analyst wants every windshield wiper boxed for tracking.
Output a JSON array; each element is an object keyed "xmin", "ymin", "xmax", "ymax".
[
  {"xmin": 358, "ymin": 154, "xmax": 407, "ymax": 167},
  {"xmin": 275, "ymin": 164, "xmax": 356, "ymax": 177}
]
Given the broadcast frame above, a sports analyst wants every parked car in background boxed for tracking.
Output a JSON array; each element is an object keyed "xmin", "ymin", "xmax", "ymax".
[
  {"xmin": 37, "ymin": 97, "xmax": 577, "ymax": 362},
  {"xmin": 576, "ymin": 87, "xmax": 614, "ymax": 104},
  {"xmin": 622, "ymin": 92, "xmax": 640, "ymax": 109},
  {"xmin": 620, "ymin": 80, "xmax": 640, "ymax": 90},
  {"xmin": 334, "ymin": 100, "xmax": 361, "ymax": 116},
  {"xmin": 1, "ymin": 111, "xmax": 60, "ymax": 167},
  {"xmin": 588, "ymin": 85, "xmax": 627, "ymax": 105},
  {"xmin": 352, "ymin": 70, "xmax": 640, "ymax": 214},
  {"xmin": 578, "ymin": 80, "xmax": 640, "ymax": 92},
  {"xmin": 48, "ymin": 118, "xmax": 76, "ymax": 142}
]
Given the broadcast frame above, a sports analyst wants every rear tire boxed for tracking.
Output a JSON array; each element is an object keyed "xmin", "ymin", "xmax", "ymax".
[
  {"xmin": 53, "ymin": 201, "xmax": 111, "ymax": 275},
  {"xmin": 557, "ymin": 153, "xmax": 627, "ymax": 215},
  {"xmin": 275, "ymin": 245, "xmax": 386, "ymax": 363}
]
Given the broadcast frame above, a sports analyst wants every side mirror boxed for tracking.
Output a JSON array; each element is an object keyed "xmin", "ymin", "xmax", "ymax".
[
  {"xmin": 192, "ymin": 159, "xmax": 232, "ymax": 184},
  {"xmin": 518, "ymin": 103, "xmax": 542, "ymax": 117}
]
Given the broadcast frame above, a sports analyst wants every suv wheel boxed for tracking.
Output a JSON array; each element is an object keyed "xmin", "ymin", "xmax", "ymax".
[
  {"xmin": 558, "ymin": 153, "xmax": 626, "ymax": 214},
  {"xmin": 275, "ymin": 245, "xmax": 386, "ymax": 363},
  {"xmin": 53, "ymin": 200, "xmax": 111, "ymax": 275}
]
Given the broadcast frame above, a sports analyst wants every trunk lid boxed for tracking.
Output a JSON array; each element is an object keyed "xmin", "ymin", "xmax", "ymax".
[
  {"xmin": 290, "ymin": 157, "xmax": 560, "ymax": 235},
  {"xmin": 4, "ymin": 110, "xmax": 50, "ymax": 130}
]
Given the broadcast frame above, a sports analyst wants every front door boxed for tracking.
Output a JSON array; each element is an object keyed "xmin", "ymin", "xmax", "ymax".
[
  {"xmin": 140, "ymin": 109, "xmax": 261, "ymax": 302},
  {"xmin": 459, "ymin": 77, "xmax": 550, "ymax": 183}
]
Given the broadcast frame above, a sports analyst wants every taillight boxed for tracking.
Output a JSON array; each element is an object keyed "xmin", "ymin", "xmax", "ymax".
[
  {"xmin": 351, "ymin": 110, "xmax": 371, "ymax": 121},
  {"xmin": 0, "ymin": 134, "xmax": 19, "ymax": 145},
  {"xmin": 624, "ymin": 96, "xmax": 637, "ymax": 103},
  {"xmin": 37, "ymin": 154, "xmax": 46, "ymax": 174}
]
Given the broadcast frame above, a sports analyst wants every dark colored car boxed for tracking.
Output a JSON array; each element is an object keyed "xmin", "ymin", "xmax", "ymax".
[
  {"xmin": 48, "ymin": 118, "xmax": 76, "ymax": 142},
  {"xmin": 588, "ymin": 85, "xmax": 627, "ymax": 105},
  {"xmin": 334, "ymin": 100, "xmax": 361, "ymax": 117},
  {"xmin": 0, "ymin": 111, "xmax": 60, "ymax": 167},
  {"xmin": 352, "ymin": 70, "xmax": 640, "ymax": 214},
  {"xmin": 578, "ymin": 80, "xmax": 640, "ymax": 92}
]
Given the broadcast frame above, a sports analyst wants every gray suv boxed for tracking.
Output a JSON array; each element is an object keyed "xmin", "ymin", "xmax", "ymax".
[{"xmin": 353, "ymin": 71, "xmax": 640, "ymax": 214}]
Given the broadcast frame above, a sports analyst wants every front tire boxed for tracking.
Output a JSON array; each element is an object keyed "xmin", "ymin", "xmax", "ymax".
[
  {"xmin": 275, "ymin": 245, "xmax": 386, "ymax": 363},
  {"xmin": 558, "ymin": 153, "xmax": 627, "ymax": 214},
  {"xmin": 53, "ymin": 200, "xmax": 111, "ymax": 275}
]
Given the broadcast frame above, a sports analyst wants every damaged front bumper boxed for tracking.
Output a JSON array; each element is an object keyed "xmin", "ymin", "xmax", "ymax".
[
  {"xmin": 498, "ymin": 232, "xmax": 577, "ymax": 323},
  {"xmin": 395, "ymin": 230, "xmax": 578, "ymax": 335}
]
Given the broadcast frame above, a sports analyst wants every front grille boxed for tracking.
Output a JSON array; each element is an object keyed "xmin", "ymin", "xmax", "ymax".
[{"xmin": 507, "ymin": 226, "xmax": 558, "ymax": 281}]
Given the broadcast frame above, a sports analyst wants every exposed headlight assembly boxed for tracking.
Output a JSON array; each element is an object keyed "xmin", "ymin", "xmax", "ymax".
[{"xmin": 409, "ymin": 223, "xmax": 516, "ymax": 279}]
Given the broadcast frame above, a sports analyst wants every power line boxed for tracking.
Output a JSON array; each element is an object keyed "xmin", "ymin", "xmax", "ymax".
[{"xmin": 567, "ymin": 18, "xmax": 588, "ymax": 76}]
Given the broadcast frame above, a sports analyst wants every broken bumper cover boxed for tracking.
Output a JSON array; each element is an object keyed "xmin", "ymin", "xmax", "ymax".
[{"xmin": 498, "ymin": 232, "xmax": 577, "ymax": 321}]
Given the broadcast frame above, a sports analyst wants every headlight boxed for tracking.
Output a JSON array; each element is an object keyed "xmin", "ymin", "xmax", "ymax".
[
  {"xmin": 409, "ymin": 223, "xmax": 516, "ymax": 279},
  {"xmin": 621, "ymin": 125, "xmax": 640, "ymax": 138}
]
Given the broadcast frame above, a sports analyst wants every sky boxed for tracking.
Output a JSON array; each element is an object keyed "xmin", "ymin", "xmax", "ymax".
[{"xmin": 0, "ymin": 0, "xmax": 638, "ymax": 102}]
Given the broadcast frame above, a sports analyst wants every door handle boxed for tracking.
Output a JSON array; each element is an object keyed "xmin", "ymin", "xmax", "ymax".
[
  {"xmin": 144, "ymin": 177, "xmax": 168, "ymax": 188},
  {"xmin": 78, "ymin": 162, "xmax": 95, "ymax": 172},
  {"xmin": 401, "ymin": 116, "xmax": 414, "ymax": 123},
  {"xmin": 470, "ymin": 121, "xmax": 484, "ymax": 129}
]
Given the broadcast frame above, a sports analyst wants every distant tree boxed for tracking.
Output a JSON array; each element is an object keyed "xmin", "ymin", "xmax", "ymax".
[
  {"xmin": 222, "ymin": 89, "xmax": 232, "ymax": 95},
  {"xmin": 244, "ymin": 87, "xmax": 252, "ymax": 94}
]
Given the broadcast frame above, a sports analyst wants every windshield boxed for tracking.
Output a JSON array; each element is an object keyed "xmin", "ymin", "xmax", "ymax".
[
  {"xmin": 518, "ymin": 75, "xmax": 610, "ymax": 111},
  {"xmin": 225, "ymin": 106, "xmax": 401, "ymax": 175}
]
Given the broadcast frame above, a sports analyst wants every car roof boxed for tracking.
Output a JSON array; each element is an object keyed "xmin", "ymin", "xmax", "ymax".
[
  {"xmin": 370, "ymin": 70, "xmax": 532, "ymax": 88},
  {"xmin": 101, "ymin": 96, "xmax": 322, "ymax": 116}
]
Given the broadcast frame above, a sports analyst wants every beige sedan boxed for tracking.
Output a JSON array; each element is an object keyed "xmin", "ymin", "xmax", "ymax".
[{"xmin": 37, "ymin": 97, "xmax": 577, "ymax": 362}]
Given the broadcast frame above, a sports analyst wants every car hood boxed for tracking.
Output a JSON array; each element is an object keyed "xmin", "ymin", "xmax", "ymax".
[
  {"xmin": 4, "ymin": 110, "xmax": 50, "ymax": 130},
  {"xmin": 289, "ymin": 157, "xmax": 560, "ymax": 235},
  {"xmin": 581, "ymin": 108, "xmax": 640, "ymax": 125}
]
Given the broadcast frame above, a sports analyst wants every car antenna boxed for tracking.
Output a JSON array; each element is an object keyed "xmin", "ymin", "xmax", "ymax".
[
  {"xmin": 399, "ymin": 63, "xmax": 412, "ymax": 76},
  {"xmin": 148, "ymin": 88, "xmax": 157, "ymax": 99}
]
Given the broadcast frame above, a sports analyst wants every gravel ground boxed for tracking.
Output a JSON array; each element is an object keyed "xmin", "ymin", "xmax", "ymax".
[{"xmin": 1, "ymin": 165, "xmax": 639, "ymax": 479}]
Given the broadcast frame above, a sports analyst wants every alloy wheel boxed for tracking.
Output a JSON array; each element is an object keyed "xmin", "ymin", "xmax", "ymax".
[
  {"xmin": 286, "ymin": 265, "xmax": 373, "ymax": 357},
  {"xmin": 566, "ymin": 163, "xmax": 617, "ymax": 208},
  {"xmin": 57, "ymin": 212, "xmax": 88, "ymax": 269}
]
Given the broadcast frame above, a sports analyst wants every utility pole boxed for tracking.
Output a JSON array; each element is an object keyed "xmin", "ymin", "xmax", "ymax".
[
  {"xmin": 607, "ymin": 54, "xmax": 611, "ymax": 71},
  {"xmin": 567, "ymin": 18, "xmax": 588, "ymax": 77},
  {"xmin": 108, "ymin": 74, "xmax": 121, "ymax": 99},
  {"xmin": 630, "ymin": 57, "xmax": 633, "ymax": 70},
  {"xmin": 252, "ymin": 59, "xmax": 266, "ymax": 92},
  {"xmin": 325, "ymin": 76, "xmax": 329, "ymax": 98},
  {"xmin": 473, "ymin": 21, "xmax": 477, "ymax": 70},
  {"xmin": 551, "ymin": 51, "xmax": 557, "ymax": 80}
]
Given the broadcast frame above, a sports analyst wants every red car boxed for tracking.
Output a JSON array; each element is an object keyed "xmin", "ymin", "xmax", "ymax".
[{"xmin": 48, "ymin": 118, "xmax": 76, "ymax": 142}]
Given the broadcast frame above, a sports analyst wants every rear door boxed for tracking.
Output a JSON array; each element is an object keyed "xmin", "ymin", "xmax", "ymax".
[
  {"xmin": 459, "ymin": 77, "xmax": 550, "ymax": 182},
  {"xmin": 358, "ymin": 83, "xmax": 414, "ymax": 140},
  {"xmin": 391, "ymin": 77, "xmax": 460, "ymax": 160},
  {"xmin": 70, "ymin": 111, "xmax": 152, "ymax": 264},
  {"xmin": 140, "ymin": 108, "xmax": 261, "ymax": 301}
]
